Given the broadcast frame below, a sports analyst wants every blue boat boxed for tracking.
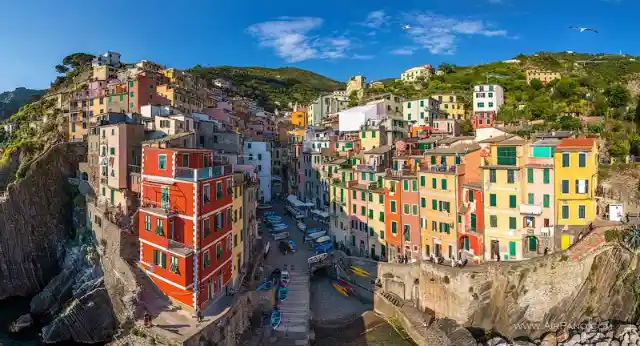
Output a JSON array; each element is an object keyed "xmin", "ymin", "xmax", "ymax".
[
  {"xmin": 264, "ymin": 211, "xmax": 279, "ymax": 216},
  {"xmin": 278, "ymin": 287, "xmax": 289, "ymax": 302},
  {"xmin": 270, "ymin": 308, "xmax": 281, "ymax": 329},
  {"xmin": 256, "ymin": 281, "xmax": 273, "ymax": 291},
  {"xmin": 313, "ymin": 235, "xmax": 333, "ymax": 254},
  {"xmin": 288, "ymin": 240, "xmax": 297, "ymax": 252}
]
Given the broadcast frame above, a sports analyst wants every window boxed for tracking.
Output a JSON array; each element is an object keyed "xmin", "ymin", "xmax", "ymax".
[
  {"xmin": 489, "ymin": 215, "xmax": 497, "ymax": 228},
  {"xmin": 489, "ymin": 194, "xmax": 497, "ymax": 207},
  {"xmin": 412, "ymin": 205, "xmax": 418, "ymax": 215},
  {"xmin": 488, "ymin": 102, "xmax": 494, "ymax": 107},
  {"xmin": 561, "ymin": 180, "xmax": 569, "ymax": 194},
  {"xmin": 369, "ymin": 193, "xmax": 373, "ymax": 202},
  {"xmin": 403, "ymin": 204, "xmax": 410, "ymax": 215},
  {"xmin": 468, "ymin": 190, "xmax": 474, "ymax": 202},
  {"xmin": 158, "ymin": 154, "xmax": 167, "ymax": 169},
  {"xmin": 509, "ymin": 195, "xmax": 516, "ymax": 208},
  {"xmin": 216, "ymin": 181, "xmax": 223, "ymax": 199},
  {"xmin": 543, "ymin": 168, "xmax": 550, "ymax": 184},
  {"xmin": 352, "ymin": 190, "xmax": 357, "ymax": 199},
  {"xmin": 420, "ymin": 176, "xmax": 426, "ymax": 187},
  {"xmin": 144, "ymin": 215, "xmax": 151, "ymax": 231},
  {"xmin": 421, "ymin": 198, "xmax": 426, "ymax": 208},
  {"xmin": 496, "ymin": 147, "xmax": 516, "ymax": 165},
  {"xmin": 412, "ymin": 180, "xmax": 417, "ymax": 191},
  {"xmin": 562, "ymin": 152, "xmax": 570, "ymax": 167},
  {"xmin": 182, "ymin": 154, "xmax": 189, "ymax": 166},
  {"xmin": 528, "ymin": 193, "xmax": 534, "ymax": 204},
  {"xmin": 203, "ymin": 251, "xmax": 210, "ymax": 268},
  {"xmin": 380, "ymin": 231, "xmax": 385, "ymax": 240},
  {"xmin": 153, "ymin": 249, "xmax": 160, "ymax": 265},
  {"xmin": 477, "ymin": 102, "xmax": 485, "ymax": 108},
  {"xmin": 431, "ymin": 178, "xmax": 437, "ymax": 188},
  {"xmin": 216, "ymin": 242, "xmax": 222, "ymax": 259},
  {"xmin": 407, "ymin": 103, "xmax": 411, "ymax": 109},
  {"xmin": 372, "ymin": 131, "xmax": 376, "ymax": 138},
  {"xmin": 578, "ymin": 153, "xmax": 587, "ymax": 168},
  {"xmin": 361, "ymin": 206, "xmax": 366, "ymax": 216},
  {"xmin": 403, "ymin": 180, "xmax": 409, "ymax": 191},
  {"xmin": 361, "ymin": 191, "xmax": 366, "ymax": 200},
  {"xmin": 379, "ymin": 211, "xmax": 385, "ymax": 221},
  {"xmin": 527, "ymin": 168, "xmax": 534, "ymax": 183},
  {"xmin": 368, "ymin": 209, "xmax": 374, "ymax": 219},
  {"xmin": 543, "ymin": 194, "xmax": 550, "ymax": 208},
  {"xmin": 441, "ymin": 179, "xmax": 447, "ymax": 190},
  {"xmin": 203, "ymin": 184, "xmax": 211, "ymax": 203},
  {"xmin": 578, "ymin": 205, "xmax": 586, "ymax": 219},
  {"xmin": 432, "ymin": 199, "xmax": 438, "ymax": 210},
  {"xmin": 407, "ymin": 114, "xmax": 412, "ymax": 120},
  {"xmin": 576, "ymin": 179, "xmax": 589, "ymax": 194},
  {"xmin": 379, "ymin": 194, "xmax": 384, "ymax": 204},
  {"xmin": 155, "ymin": 219, "xmax": 164, "ymax": 236},
  {"xmin": 203, "ymin": 217, "xmax": 211, "ymax": 237},
  {"xmin": 391, "ymin": 201, "xmax": 397, "ymax": 213},
  {"xmin": 562, "ymin": 205, "xmax": 569, "ymax": 219},
  {"xmin": 509, "ymin": 217, "xmax": 516, "ymax": 230},
  {"xmin": 489, "ymin": 169, "xmax": 496, "ymax": 183},
  {"xmin": 391, "ymin": 222, "xmax": 398, "ymax": 234},
  {"xmin": 170, "ymin": 256, "xmax": 179, "ymax": 274},
  {"xmin": 470, "ymin": 213, "xmax": 477, "ymax": 230}
]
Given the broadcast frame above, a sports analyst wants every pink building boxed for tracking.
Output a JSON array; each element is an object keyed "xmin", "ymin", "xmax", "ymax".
[{"xmin": 399, "ymin": 177, "xmax": 421, "ymax": 262}]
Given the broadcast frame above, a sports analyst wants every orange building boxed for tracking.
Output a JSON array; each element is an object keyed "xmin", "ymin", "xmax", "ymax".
[
  {"xmin": 384, "ymin": 175, "xmax": 403, "ymax": 262},
  {"xmin": 290, "ymin": 111, "xmax": 307, "ymax": 128},
  {"xmin": 138, "ymin": 146, "xmax": 234, "ymax": 312}
]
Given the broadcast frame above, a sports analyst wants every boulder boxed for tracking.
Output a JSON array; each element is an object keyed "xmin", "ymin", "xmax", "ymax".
[
  {"xmin": 541, "ymin": 332, "xmax": 558, "ymax": 346},
  {"xmin": 9, "ymin": 313, "xmax": 33, "ymax": 333},
  {"xmin": 615, "ymin": 325, "xmax": 638, "ymax": 340}
]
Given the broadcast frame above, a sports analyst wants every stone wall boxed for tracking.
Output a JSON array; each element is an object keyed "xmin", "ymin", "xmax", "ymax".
[
  {"xmin": 0, "ymin": 141, "xmax": 86, "ymax": 300},
  {"xmin": 349, "ymin": 237, "xmax": 640, "ymax": 340}
]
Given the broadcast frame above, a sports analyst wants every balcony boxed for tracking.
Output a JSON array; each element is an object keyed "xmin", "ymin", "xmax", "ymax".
[
  {"xmin": 348, "ymin": 180, "xmax": 378, "ymax": 190},
  {"xmin": 174, "ymin": 165, "xmax": 231, "ymax": 181},
  {"xmin": 519, "ymin": 203, "xmax": 543, "ymax": 216},
  {"xmin": 167, "ymin": 239, "xmax": 194, "ymax": 256},
  {"xmin": 385, "ymin": 168, "xmax": 414, "ymax": 178},
  {"xmin": 419, "ymin": 163, "xmax": 465, "ymax": 175},
  {"xmin": 356, "ymin": 164, "xmax": 385, "ymax": 173},
  {"xmin": 140, "ymin": 199, "xmax": 178, "ymax": 218}
]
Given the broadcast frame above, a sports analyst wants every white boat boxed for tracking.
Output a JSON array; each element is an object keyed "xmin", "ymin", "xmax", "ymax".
[
  {"xmin": 307, "ymin": 253, "xmax": 329, "ymax": 265},
  {"xmin": 280, "ymin": 270, "xmax": 290, "ymax": 287},
  {"xmin": 273, "ymin": 232, "xmax": 290, "ymax": 241},
  {"xmin": 258, "ymin": 204, "xmax": 273, "ymax": 210},
  {"xmin": 304, "ymin": 230, "xmax": 327, "ymax": 242},
  {"xmin": 297, "ymin": 222, "xmax": 306, "ymax": 231}
]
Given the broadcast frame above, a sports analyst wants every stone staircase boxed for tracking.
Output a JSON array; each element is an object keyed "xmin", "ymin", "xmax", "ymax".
[
  {"xmin": 273, "ymin": 270, "xmax": 311, "ymax": 345},
  {"xmin": 380, "ymin": 291, "xmax": 404, "ymax": 308}
]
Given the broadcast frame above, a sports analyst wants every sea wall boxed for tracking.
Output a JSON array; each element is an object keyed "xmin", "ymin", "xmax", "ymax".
[
  {"xmin": 0, "ymin": 142, "xmax": 86, "ymax": 300},
  {"xmin": 346, "ymin": 232, "xmax": 640, "ymax": 340}
]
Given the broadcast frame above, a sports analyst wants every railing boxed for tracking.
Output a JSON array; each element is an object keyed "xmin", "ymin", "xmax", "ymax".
[
  {"xmin": 385, "ymin": 168, "xmax": 414, "ymax": 177},
  {"xmin": 419, "ymin": 163, "xmax": 464, "ymax": 175},
  {"xmin": 356, "ymin": 164, "xmax": 385, "ymax": 173},
  {"xmin": 519, "ymin": 203, "xmax": 543, "ymax": 216},
  {"xmin": 174, "ymin": 164, "xmax": 231, "ymax": 181}
]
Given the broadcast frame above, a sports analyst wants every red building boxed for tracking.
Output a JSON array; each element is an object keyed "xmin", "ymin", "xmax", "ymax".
[
  {"xmin": 138, "ymin": 145, "xmax": 234, "ymax": 312},
  {"xmin": 459, "ymin": 183, "xmax": 484, "ymax": 261},
  {"xmin": 472, "ymin": 111, "xmax": 495, "ymax": 129}
]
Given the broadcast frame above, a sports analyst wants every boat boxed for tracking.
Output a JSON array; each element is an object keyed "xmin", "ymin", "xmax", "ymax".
[
  {"xmin": 304, "ymin": 230, "xmax": 327, "ymax": 243},
  {"xmin": 273, "ymin": 232, "xmax": 290, "ymax": 240},
  {"xmin": 331, "ymin": 282, "xmax": 349, "ymax": 297},
  {"xmin": 288, "ymin": 240, "xmax": 297, "ymax": 252},
  {"xmin": 337, "ymin": 278, "xmax": 353, "ymax": 290},
  {"xmin": 350, "ymin": 265, "xmax": 371, "ymax": 276},
  {"xmin": 307, "ymin": 253, "xmax": 329, "ymax": 265},
  {"xmin": 256, "ymin": 281, "xmax": 273, "ymax": 292},
  {"xmin": 297, "ymin": 221, "xmax": 306, "ymax": 231},
  {"xmin": 263, "ymin": 211, "xmax": 279, "ymax": 216},
  {"xmin": 270, "ymin": 308, "xmax": 281, "ymax": 329},
  {"xmin": 265, "ymin": 217, "xmax": 284, "ymax": 223},
  {"xmin": 280, "ymin": 270, "xmax": 290, "ymax": 287},
  {"xmin": 278, "ymin": 287, "xmax": 289, "ymax": 301},
  {"xmin": 313, "ymin": 235, "xmax": 333, "ymax": 254},
  {"xmin": 258, "ymin": 204, "xmax": 273, "ymax": 210}
]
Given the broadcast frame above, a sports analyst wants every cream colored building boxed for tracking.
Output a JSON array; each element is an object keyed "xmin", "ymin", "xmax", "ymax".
[
  {"xmin": 525, "ymin": 69, "xmax": 561, "ymax": 85},
  {"xmin": 347, "ymin": 75, "xmax": 366, "ymax": 97},
  {"xmin": 231, "ymin": 173, "xmax": 245, "ymax": 287},
  {"xmin": 400, "ymin": 65, "xmax": 434, "ymax": 83}
]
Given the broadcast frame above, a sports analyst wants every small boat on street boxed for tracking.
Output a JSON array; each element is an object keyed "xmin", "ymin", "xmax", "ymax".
[
  {"xmin": 331, "ymin": 281, "xmax": 349, "ymax": 297},
  {"xmin": 280, "ymin": 270, "xmax": 290, "ymax": 287},
  {"xmin": 256, "ymin": 281, "xmax": 273, "ymax": 292},
  {"xmin": 288, "ymin": 239, "xmax": 297, "ymax": 252},
  {"xmin": 278, "ymin": 286, "xmax": 289, "ymax": 301},
  {"xmin": 270, "ymin": 308, "xmax": 281, "ymax": 329},
  {"xmin": 350, "ymin": 265, "xmax": 371, "ymax": 277}
]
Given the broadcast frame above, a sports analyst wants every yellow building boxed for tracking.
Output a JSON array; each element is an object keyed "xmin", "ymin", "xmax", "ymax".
[
  {"xmin": 480, "ymin": 135, "xmax": 528, "ymax": 261},
  {"xmin": 359, "ymin": 125, "xmax": 386, "ymax": 152},
  {"xmin": 431, "ymin": 93, "xmax": 466, "ymax": 120},
  {"xmin": 554, "ymin": 137, "xmax": 598, "ymax": 249},
  {"xmin": 231, "ymin": 173, "xmax": 245, "ymax": 286},
  {"xmin": 90, "ymin": 81, "xmax": 131, "ymax": 116},
  {"xmin": 156, "ymin": 84, "xmax": 204, "ymax": 113},
  {"xmin": 291, "ymin": 111, "xmax": 307, "ymax": 128},
  {"xmin": 525, "ymin": 69, "xmax": 561, "ymax": 85},
  {"xmin": 329, "ymin": 160, "xmax": 355, "ymax": 247}
]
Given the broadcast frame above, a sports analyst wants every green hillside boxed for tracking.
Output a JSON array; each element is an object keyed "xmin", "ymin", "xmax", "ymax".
[
  {"xmin": 189, "ymin": 66, "xmax": 345, "ymax": 111},
  {"xmin": 0, "ymin": 88, "xmax": 45, "ymax": 122}
]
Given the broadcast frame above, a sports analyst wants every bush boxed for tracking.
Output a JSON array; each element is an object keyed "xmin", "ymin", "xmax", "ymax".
[{"xmin": 604, "ymin": 229, "xmax": 622, "ymax": 242}]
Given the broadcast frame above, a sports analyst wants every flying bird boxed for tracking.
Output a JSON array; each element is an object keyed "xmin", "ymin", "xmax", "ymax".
[
  {"xmin": 569, "ymin": 26, "xmax": 598, "ymax": 33},
  {"xmin": 401, "ymin": 25, "xmax": 410, "ymax": 30}
]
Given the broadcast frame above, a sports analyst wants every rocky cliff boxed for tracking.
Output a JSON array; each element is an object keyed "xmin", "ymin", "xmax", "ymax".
[
  {"xmin": 0, "ymin": 142, "xmax": 86, "ymax": 300},
  {"xmin": 362, "ymin": 231, "xmax": 640, "ymax": 340}
]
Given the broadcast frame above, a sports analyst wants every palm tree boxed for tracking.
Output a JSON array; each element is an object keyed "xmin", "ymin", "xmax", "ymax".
[{"xmin": 623, "ymin": 226, "xmax": 640, "ymax": 251}]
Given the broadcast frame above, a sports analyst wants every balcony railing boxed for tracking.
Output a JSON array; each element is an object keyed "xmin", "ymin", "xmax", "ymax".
[
  {"xmin": 385, "ymin": 168, "xmax": 414, "ymax": 177},
  {"xmin": 519, "ymin": 203, "xmax": 543, "ymax": 216},
  {"xmin": 175, "ymin": 165, "xmax": 231, "ymax": 181},
  {"xmin": 419, "ymin": 164, "xmax": 465, "ymax": 175}
]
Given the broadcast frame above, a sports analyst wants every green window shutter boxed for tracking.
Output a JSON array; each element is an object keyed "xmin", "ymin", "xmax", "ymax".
[
  {"xmin": 496, "ymin": 146, "xmax": 516, "ymax": 165},
  {"xmin": 391, "ymin": 222, "xmax": 397, "ymax": 234},
  {"xmin": 379, "ymin": 194, "xmax": 384, "ymax": 203},
  {"xmin": 391, "ymin": 201, "xmax": 396, "ymax": 213},
  {"xmin": 421, "ymin": 198, "xmax": 426, "ymax": 208},
  {"xmin": 562, "ymin": 180, "xmax": 569, "ymax": 194},
  {"xmin": 509, "ymin": 195, "xmax": 517, "ymax": 208},
  {"xmin": 412, "ymin": 180, "xmax": 417, "ymax": 191},
  {"xmin": 403, "ymin": 204, "xmax": 409, "ymax": 214},
  {"xmin": 380, "ymin": 231, "xmax": 384, "ymax": 240},
  {"xmin": 489, "ymin": 194, "xmax": 496, "ymax": 207},
  {"xmin": 361, "ymin": 191, "xmax": 366, "ymax": 200},
  {"xmin": 408, "ymin": 114, "xmax": 411, "ymax": 120},
  {"xmin": 579, "ymin": 153, "xmax": 586, "ymax": 168},
  {"xmin": 470, "ymin": 213, "xmax": 476, "ymax": 230},
  {"xmin": 441, "ymin": 179, "xmax": 447, "ymax": 190},
  {"xmin": 420, "ymin": 176, "xmax": 426, "ymax": 187},
  {"xmin": 352, "ymin": 190, "xmax": 356, "ymax": 199},
  {"xmin": 379, "ymin": 212, "xmax": 385, "ymax": 221},
  {"xmin": 509, "ymin": 217, "xmax": 516, "ymax": 230},
  {"xmin": 361, "ymin": 206, "xmax": 366, "ymax": 216},
  {"xmin": 340, "ymin": 189, "xmax": 344, "ymax": 201},
  {"xmin": 509, "ymin": 241, "xmax": 516, "ymax": 257},
  {"xmin": 562, "ymin": 205, "xmax": 569, "ymax": 219},
  {"xmin": 562, "ymin": 153, "xmax": 570, "ymax": 167},
  {"xmin": 528, "ymin": 193, "xmax": 534, "ymax": 204},
  {"xmin": 490, "ymin": 215, "xmax": 497, "ymax": 228},
  {"xmin": 361, "ymin": 172, "xmax": 366, "ymax": 180},
  {"xmin": 161, "ymin": 252, "xmax": 167, "ymax": 268},
  {"xmin": 543, "ymin": 169, "xmax": 550, "ymax": 184},
  {"xmin": 432, "ymin": 199, "xmax": 437, "ymax": 210},
  {"xmin": 489, "ymin": 169, "xmax": 496, "ymax": 183},
  {"xmin": 372, "ymin": 131, "xmax": 376, "ymax": 138},
  {"xmin": 543, "ymin": 194, "xmax": 550, "ymax": 208},
  {"xmin": 377, "ymin": 176, "xmax": 383, "ymax": 188},
  {"xmin": 361, "ymin": 131, "xmax": 366, "ymax": 138},
  {"xmin": 431, "ymin": 156, "xmax": 436, "ymax": 164},
  {"xmin": 412, "ymin": 205, "xmax": 418, "ymax": 215},
  {"xmin": 153, "ymin": 250, "xmax": 159, "ymax": 265},
  {"xmin": 369, "ymin": 193, "xmax": 373, "ymax": 202},
  {"xmin": 120, "ymin": 94, "xmax": 124, "ymax": 101},
  {"xmin": 182, "ymin": 154, "xmax": 189, "ymax": 166},
  {"xmin": 469, "ymin": 190, "xmax": 474, "ymax": 202},
  {"xmin": 368, "ymin": 209, "xmax": 373, "ymax": 219},
  {"xmin": 579, "ymin": 205, "xmax": 586, "ymax": 219},
  {"xmin": 527, "ymin": 168, "xmax": 534, "ymax": 183},
  {"xmin": 369, "ymin": 227, "xmax": 374, "ymax": 237},
  {"xmin": 507, "ymin": 170, "xmax": 515, "ymax": 184},
  {"xmin": 403, "ymin": 180, "xmax": 409, "ymax": 190},
  {"xmin": 432, "ymin": 178, "xmax": 436, "ymax": 189}
]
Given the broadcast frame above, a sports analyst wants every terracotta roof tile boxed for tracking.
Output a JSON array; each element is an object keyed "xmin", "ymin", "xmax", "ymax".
[{"xmin": 556, "ymin": 137, "xmax": 596, "ymax": 149}]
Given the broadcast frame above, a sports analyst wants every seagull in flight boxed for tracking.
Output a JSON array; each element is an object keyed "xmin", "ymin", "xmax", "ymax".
[
  {"xmin": 569, "ymin": 26, "xmax": 598, "ymax": 33},
  {"xmin": 401, "ymin": 25, "xmax": 411, "ymax": 30}
]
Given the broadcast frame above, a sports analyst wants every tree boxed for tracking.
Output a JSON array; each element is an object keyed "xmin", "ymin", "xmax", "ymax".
[
  {"xmin": 55, "ymin": 64, "xmax": 69, "ymax": 74},
  {"xmin": 554, "ymin": 115, "xmax": 582, "ymax": 131},
  {"xmin": 608, "ymin": 139, "xmax": 630, "ymax": 159},
  {"xmin": 529, "ymin": 79, "xmax": 542, "ymax": 91},
  {"xmin": 623, "ymin": 227, "xmax": 640, "ymax": 251},
  {"xmin": 459, "ymin": 119, "xmax": 474, "ymax": 136},
  {"xmin": 62, "ymin": 53, "xmax": 95, "ymax": 68},
  {"xmin": 603, "ymin": 84, "xmax": 630, "ymax": 109},
  {"xmin": 438, "ymin": 63, "xmax": 456, "ymax": 74},
  {"xmin": 347, "ymin": 91, "xmax": 359, "ymax": 107},
  {"xmin": 553, "ymin": 79, "xmax": 577, "ymax": 99}
]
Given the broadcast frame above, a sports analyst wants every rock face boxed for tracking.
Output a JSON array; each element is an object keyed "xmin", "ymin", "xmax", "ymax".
[
  {"xmin": 0, "ymin": 142, "xmax": 86, "ymax": 300},
  {"xmin": 366, "ymin": 234, "xmax": 640, "ymax": 340}
]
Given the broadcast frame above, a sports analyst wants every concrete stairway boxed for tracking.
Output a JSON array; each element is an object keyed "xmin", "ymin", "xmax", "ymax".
[{"xmin": 273, "ymin": 271, "xmax": 311, "ymax": 345}]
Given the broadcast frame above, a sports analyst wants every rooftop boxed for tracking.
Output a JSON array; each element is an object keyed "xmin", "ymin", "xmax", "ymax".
[
  {"xmin": 364, "ymin": 145, "xmax": 392, "ymax": 154},
  {"xmin": 439, "ymin": 136, "xmax": 475, "ymax": 145},
  {"xmin": 532, "ymin": 138, "xmax": 561, "ymax": 147},
  {"xmin": 141, "ymin": 131, "xmax": 194, "ymax": 144},
  {"xmin": 556, "ymin": 137, "xmax": 596, "ymax": 150}
]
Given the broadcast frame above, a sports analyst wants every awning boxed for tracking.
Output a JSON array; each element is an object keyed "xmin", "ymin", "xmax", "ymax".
[{"xmin": 311, "ymin": 209, "xmax": 329, "ymax": 218}]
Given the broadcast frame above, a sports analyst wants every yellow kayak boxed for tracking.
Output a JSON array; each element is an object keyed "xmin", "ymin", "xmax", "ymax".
[
  {"xmin": 331, "ymin": 282, "xmax": 349, "ymax": 297},
  {"xmin": 350, "ymin": 265, "xmax": 370, "ymax": 276}
]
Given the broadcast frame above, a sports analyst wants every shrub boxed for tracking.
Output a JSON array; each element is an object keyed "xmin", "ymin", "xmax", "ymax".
[{"xmin": 604, "ymin": 229, "xmax": 622, "ymax": 242}]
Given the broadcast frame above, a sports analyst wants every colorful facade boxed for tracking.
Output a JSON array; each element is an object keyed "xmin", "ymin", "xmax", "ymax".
[{"xmin": 138, "ymin": 146, "xmax": 234, "ymax": 312}]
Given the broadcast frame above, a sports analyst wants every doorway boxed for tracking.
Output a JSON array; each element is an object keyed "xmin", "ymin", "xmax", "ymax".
[{"xmin": 491, "ymin": 240, "xmax": 500, "ymax": 260}]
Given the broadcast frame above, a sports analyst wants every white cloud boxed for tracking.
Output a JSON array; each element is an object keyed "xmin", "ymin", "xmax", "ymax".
[
  {"xmin": 247, "ymin": 17, "xmax": 352, "ymax": 62},
  {"xmin": 390, "ymin": 47, "xmax": 417, "ymax": 56},
  {"xmin": 488, "ymin": 0, "xmax": 502, "ymax": 3},
  {"xmin": 353, "ymin": 54, "xmax": 375, "ymax": 60},
  {"xmin": 361, "ymin": 10, "xmax": 390, "ymax": 29},
  {"xmin": 401, "ymin": 12, "xmax": 508, "ymax": 55}
]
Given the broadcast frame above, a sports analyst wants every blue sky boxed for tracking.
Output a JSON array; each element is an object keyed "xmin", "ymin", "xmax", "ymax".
[{"xmin": 0, "ymin": 0, "xmax": 636, "ymax": 92}]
